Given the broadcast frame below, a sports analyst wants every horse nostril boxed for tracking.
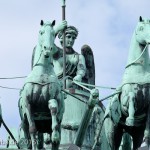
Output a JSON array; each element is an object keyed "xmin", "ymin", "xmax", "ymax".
[
  {"xmin": 44, "ymin": 46, "xmax": 46, "ymax": 49},
  {"xmin": 50, "ymin": 47, "xmax": 53, "ymax": 51}
]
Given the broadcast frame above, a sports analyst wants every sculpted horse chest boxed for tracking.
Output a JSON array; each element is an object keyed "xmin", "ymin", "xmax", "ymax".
[{"xmin": 21, "ymin": 77, "xmax": 61, "ymax": 113}]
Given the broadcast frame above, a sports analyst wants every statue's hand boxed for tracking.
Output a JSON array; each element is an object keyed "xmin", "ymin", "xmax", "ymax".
[
  {"xmin": 54, "ymin": 20, "xmax": 67, "ymax": 34},
  {"xmin": 73, "ymin": 75, "xmax": 82, "ymax": 82}
]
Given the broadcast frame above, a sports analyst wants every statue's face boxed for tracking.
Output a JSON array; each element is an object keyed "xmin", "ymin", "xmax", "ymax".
[{"xmin": 65, "ymin": 33, "xmax": 76, "ymax": 48}]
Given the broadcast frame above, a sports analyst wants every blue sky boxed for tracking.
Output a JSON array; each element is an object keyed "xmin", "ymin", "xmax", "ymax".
[{"xmin": 0, "ymin": 0, "xmax": 150, "ymax": 146}]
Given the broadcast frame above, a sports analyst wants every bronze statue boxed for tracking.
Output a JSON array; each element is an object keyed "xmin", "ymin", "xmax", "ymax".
[
  {"xmin": 18, "ymin": 20, "xmax": 64, "ymax": 150},
  {"xmin": 104, "ymin": 16, "xmax": 150, "ymax": 150}
]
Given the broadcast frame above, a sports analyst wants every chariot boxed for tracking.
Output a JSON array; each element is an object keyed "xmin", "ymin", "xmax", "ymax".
[{"xmin": 0, "ymin": 1, "xmax": 149, "ymax": 150}]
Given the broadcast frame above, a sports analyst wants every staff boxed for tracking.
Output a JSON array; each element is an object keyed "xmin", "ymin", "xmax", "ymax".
[
  {"xmin": 61, "ymin": 0, "xmax": 66, "ymax": 89},
  {"xmin": 0, "ymin": 104, "xmax": 20, "ymax": 149}
]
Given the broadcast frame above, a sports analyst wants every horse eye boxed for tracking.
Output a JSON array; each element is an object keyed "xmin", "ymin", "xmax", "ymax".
[
  {"xmin": 39, "ymin": 30, "xmax": 45, "ymax": 35},
  {"xmin": 139, "ymin": 26, "xmax": 144, "ymax": 31}
]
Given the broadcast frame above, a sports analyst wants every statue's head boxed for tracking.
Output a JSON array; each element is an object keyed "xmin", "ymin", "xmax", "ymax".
[{"xmin": 58, "ymin": 26, "xmax": 78, "ymax": 48}]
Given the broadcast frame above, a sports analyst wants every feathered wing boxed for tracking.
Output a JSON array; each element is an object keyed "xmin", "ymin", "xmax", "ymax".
[{"xmin": 81, "ymin": 44, "xmax": 95, "ymax": 88}]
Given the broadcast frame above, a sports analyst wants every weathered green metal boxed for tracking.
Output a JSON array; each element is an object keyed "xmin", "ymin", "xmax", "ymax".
[
  {"xmin": 104, "ymin": 16, "xmax": 150, "ymax": 150},
  {"xmin": 30, "ymin": 21, "xmax": 101, "ymax": 149},
  {"xmin": 61, "ymin": 0, "xmax": 67, "ymax": 89},
  {"xmin": 119, "ymin": 133, "xmax": 132, "ymax": 150},
  {"xmin": 18, "ymin": 20, "xmax": 64, "ymax": 150},
  {"xmin": 56, "ymin": 25, "xmax": 86, "ymax": 85},
  {"xmin": 73, "ymin": 89, "xmax": 99, "ymax": 147},
  {"xmin": 52, "ymin": 31, "xmax": 99, "ymax": 149},
  {"xmin": 52, "ymin": 25, "xmax": 109, "ymax": 149}
]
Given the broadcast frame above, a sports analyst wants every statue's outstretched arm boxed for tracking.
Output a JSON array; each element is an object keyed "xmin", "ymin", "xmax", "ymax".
[{"xmin": 54, "ymin": 20, "xmax": 67, "ymax": 36}]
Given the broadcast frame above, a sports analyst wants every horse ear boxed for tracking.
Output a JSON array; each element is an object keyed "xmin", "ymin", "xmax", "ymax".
[
  {"xmin": 51, "ymin": 20, "xmax": 55, "ymax": 27},
  {"xmin": 40, "ymin": 20, "xmax": 44, "ymax": 26},
  {"xmin": 139, "ymin": 16, "xmax": 143, "ymax": 22}
]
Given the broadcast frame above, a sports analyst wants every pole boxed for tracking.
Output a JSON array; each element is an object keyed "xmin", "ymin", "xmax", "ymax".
[
  {"xmin": 61, "ymin": 0, "xmax": 66, "ymax": 89},
  {"xmin": 0, "ymin": 104, "xmax": 20, "ymax": 148},
  {"xmin": 2, "ymin": 119, "xmax": 20, "ymax": 149}
]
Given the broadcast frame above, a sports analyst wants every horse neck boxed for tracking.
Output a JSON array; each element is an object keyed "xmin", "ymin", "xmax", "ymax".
[
  {"xmin": 32, "ymin": 44, "xmax": 55, "ymax": 75},
  {"xmin": 126, "ymin": 31, "xmax": 150, "ymax": 71}
]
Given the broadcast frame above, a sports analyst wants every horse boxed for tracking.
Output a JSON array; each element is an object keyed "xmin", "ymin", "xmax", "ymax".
[
  {"xmin": 104, "ymin": 16, "xmax": 150, "ymax": 150},
  {"xmin": 18, "ymin": 20, "xmax": 64, "ymax": 150}
]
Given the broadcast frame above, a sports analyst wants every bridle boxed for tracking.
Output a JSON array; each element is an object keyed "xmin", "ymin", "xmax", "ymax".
[{"xmin": 125, "ymin": 43, "xmax": 149, "ymax": 69}]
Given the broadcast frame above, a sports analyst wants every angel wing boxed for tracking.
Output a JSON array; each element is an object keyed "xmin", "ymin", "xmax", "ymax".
[{"xmin": 81, "ymin": 45, "xmax": 95, "ymax": 88}]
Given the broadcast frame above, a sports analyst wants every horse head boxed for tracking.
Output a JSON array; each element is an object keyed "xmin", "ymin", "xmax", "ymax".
[
  {"xmin": 38, "ymin": 20, "xmax": 55, "ymax": 58},
  {"xmin": 135, "ymin": 16, "xmax": 150, "ymax": 45},
  {"xmin": 123, "ymin": 16, "xmax": 150, "ymax": 80}
]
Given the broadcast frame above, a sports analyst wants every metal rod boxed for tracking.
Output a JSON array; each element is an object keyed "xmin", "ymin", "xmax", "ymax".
[
  {"xmin": 2, "ymin": 119, "xmax": 20, "ymax": 149},
  {"xmin": 73, "ymin": 81, "xmax": 116, "ymax": 90},
  {"xmin": 91, "ymin": 116, "xmax": 106, "ymax": 150},
  {"xmin": 62, "ymin": 89, "xmax": 87, "ymax": 104},
  {"xmin": 73, "ymin": 81, "xmax": 91, "ymax": 92},
  {"xmin": 74, "ymin": 105, "xmax": 95, "ymax": 147},
  {"xmin": 62, "ymin": 0, "xmax": 66, "ymax": 89},
  {"xmin": 99, "ymin": 91, "xmax": 121, "ymax": 102}
]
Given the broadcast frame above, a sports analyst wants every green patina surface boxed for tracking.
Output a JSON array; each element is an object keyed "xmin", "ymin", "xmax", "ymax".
[
  {"xmin": 3, "ymin": 4, "xmax": 150, "ymax": 150},
  {"xmin": 104, "ymin": 16, "xmax": 150, "ymax": 150}
]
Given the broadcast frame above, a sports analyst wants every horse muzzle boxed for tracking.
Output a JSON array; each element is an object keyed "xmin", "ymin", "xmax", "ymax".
[{"xmin": 44, "ymin": 50, "xmax": 50, "ymax": 58}]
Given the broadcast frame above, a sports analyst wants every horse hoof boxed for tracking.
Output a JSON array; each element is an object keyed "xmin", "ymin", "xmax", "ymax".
[
  {"xmin": 125, "ymin": 117, "xmax": 134, "ymax": 126},
  {"xmin": 51, "ymin": 130, "xmax": 60, "ymax": 143}
]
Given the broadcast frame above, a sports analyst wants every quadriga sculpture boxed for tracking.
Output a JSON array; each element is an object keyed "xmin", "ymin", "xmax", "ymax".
[
  {"xmin": 18, "ymin": 20, "xmax": 64, "ymax": 150},
  {"xmin": 104, "ymin": 16, "xmax": 150, "ymax": 150}
]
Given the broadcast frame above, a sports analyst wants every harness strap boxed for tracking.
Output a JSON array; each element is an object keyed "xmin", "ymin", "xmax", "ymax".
[
  {"xmin": 125, "ymin": 44, "xmax": 148, "ymax": 68},
  {"xmin": 73, "ymin": 81, "xmax": 116, "ymax": 90}
]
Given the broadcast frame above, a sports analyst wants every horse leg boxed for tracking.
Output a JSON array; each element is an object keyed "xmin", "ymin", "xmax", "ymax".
[
  {"xmin": 21, "ymin": 118, "xmax": 32, "ymax": 149},
  {"xmin": 19, "ymin": 97, "xmax": 33, "ymax": 149},
  {"xmin": 24, "ymin": 99, "xmax": 37, "ymax": 150},
  {"xmin": 114, "ymin": 124, "xmax": 124, "ymax": 150},
  {"xmin": 51, "ymin": 142, "xmax": 59, "ymax": 150},
  {"xmin": 144, "ymin": 103, "xmax": 150, "ymax": 149},
  {"xmin": 104, "ymin": 117, "xmax": 123, "ymax": 150},
  {"xmin": 37, "ymin": 132, "xmax": 44, "ymax": 150},
  {"xmin": 125, "ymin": 92, "xmax": 135, "ymax": 126},
  {"xmin": 18, "ymin": 103, "xmax": 32, "ymax": 149},
  {"xmin": 51, "ymin": 125, "xmax": 61, "ymax": 150},
  {"xmin": 132, "ymin": 126, "xmax": 145, "ymax": 150},
  {"xmin": 48, "ymin": 99, "xmax": 60, "ymax": 144}
]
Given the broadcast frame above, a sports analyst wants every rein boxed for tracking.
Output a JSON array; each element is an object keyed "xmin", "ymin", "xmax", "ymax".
[
  {"xmin": 73, "ymin": 81, "xmax": 116, "ymax": 90},
  {"xmin": 32, "ymin": 49, "xmax": 43, "ymax": 68},
  {"xmin": 72, "ymin": 80, "xmax": 120, "ymax": 102},
  {"xmin": 125, "ymin": 43, "xmax": 149, "ymax": 68}
]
